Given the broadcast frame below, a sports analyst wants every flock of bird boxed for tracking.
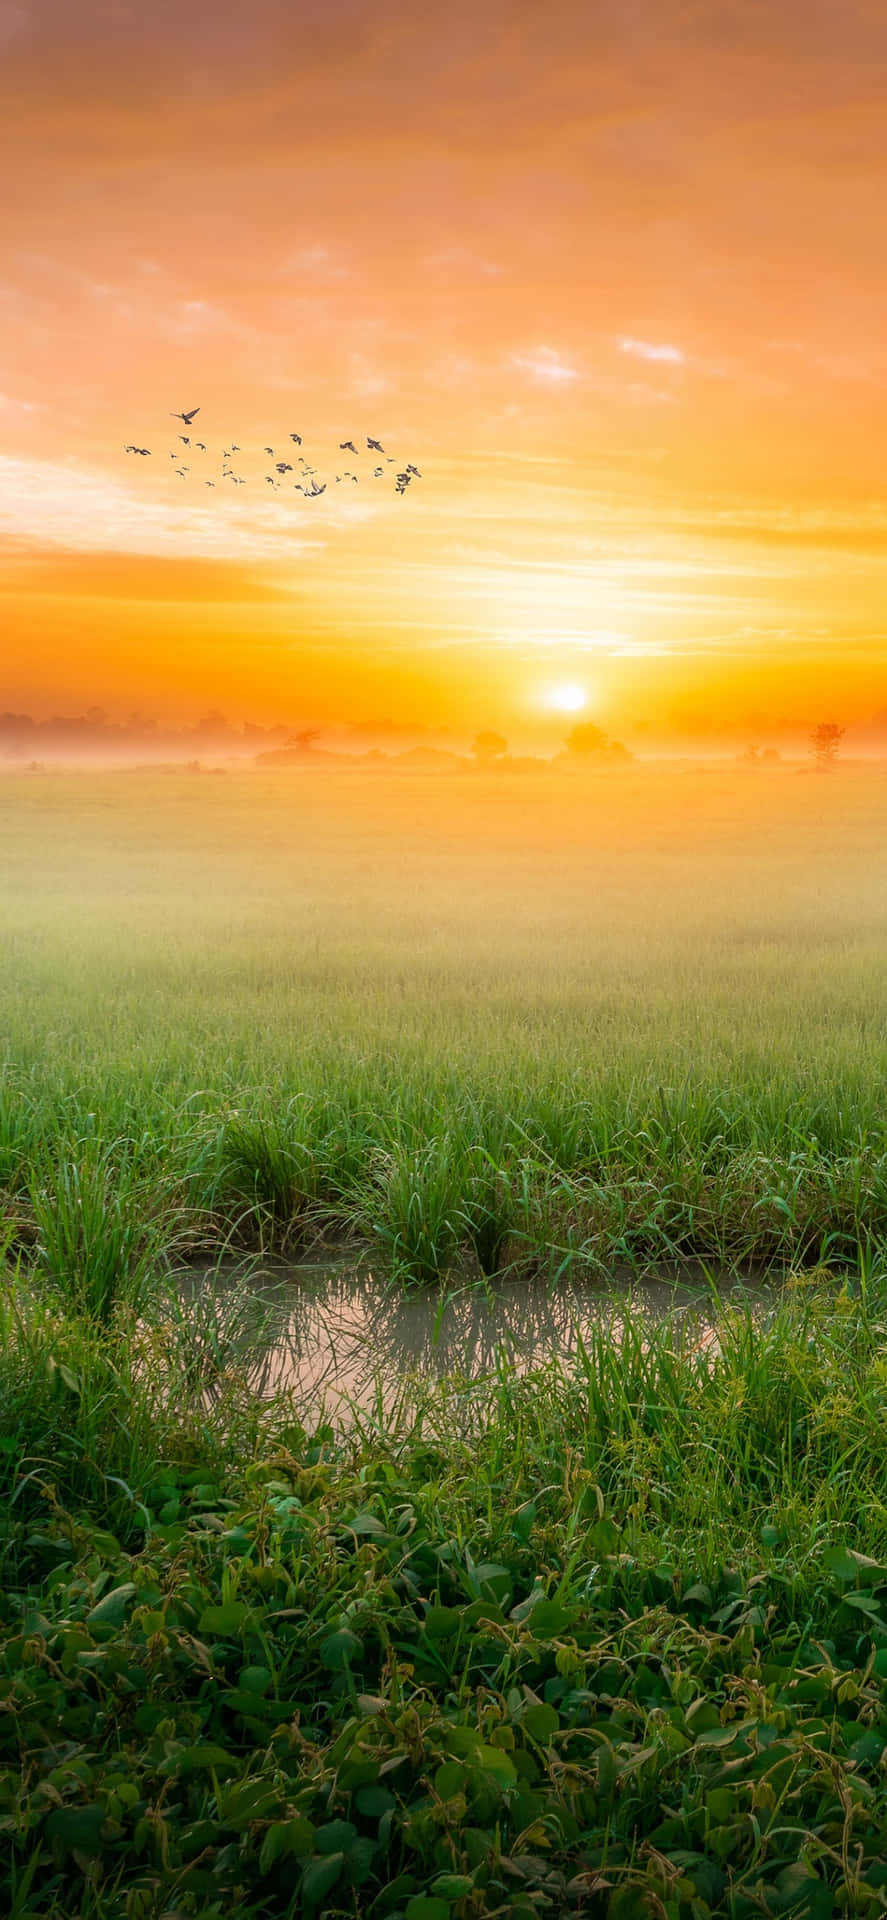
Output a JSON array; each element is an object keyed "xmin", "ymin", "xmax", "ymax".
[{"xmin": 123, "ymin": 408, "xmax": 423, "ymax": 499}]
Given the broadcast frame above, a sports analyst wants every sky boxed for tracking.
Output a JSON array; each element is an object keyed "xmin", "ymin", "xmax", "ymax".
[{"xmin": 3, "ymin": 0, "xmax": 887, "ymax": 745}]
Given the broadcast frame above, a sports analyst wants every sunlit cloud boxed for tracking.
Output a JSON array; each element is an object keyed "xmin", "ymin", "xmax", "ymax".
[
  {"xmin": 619, "ymin": 337, "xmax": 685, "ymax": 365},
  {"xmin": 0, "ymin": 456, "xmax": 332, "ymax": 562},
  {"xmin": 285, "ymin": 244, "xmax": 351, "ymax": 279},
  {"xmin": 509, "ymin": 347, "xmax": 580, "ymax": 385}
]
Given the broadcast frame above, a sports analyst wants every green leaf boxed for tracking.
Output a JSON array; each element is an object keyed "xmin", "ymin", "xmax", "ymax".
[
  {"xmin": 174, "ymin": 1743, "xmax": 239, "ymax": 1774},
  {"xmin": 45, "ymin": 1805, "xmax": 106, "ymax": 1853},
  {"xmin": 523, "ymin": 1702, "xmax": 560, "ymax": 1743},
  {"xmin": 302, "ymin": 1853, "xmax": 344, "ymax": 1908},
  {"xmin": 405, "ymin": 1900, "xmax": 450, "ymax": 1920},
  {"xmin": 512, "ymin": 1596, "xmax": 575, "ymax": 1635},
  {"xmin": 478, "ymin": 1742, "xmax": 517, "ymax": 1784},
  {"xmin": 320, "ymin": 1628, "xmax": 363, "ymax": 1669},
  {"xmin": 431, "ymin": 1876, "xmax": 475, "ymax": 1900},
  {"xmin": 345, "ymin": 1509, "xmax": 388, "ymax": 1536},
  {"xmin": 86, "ymin": 1582, "xmax": 137, "ymax": 1628},
  {"xmin": 434, "ymin": 1760, "xmax": 467, "ymax": 1798},
  {"xmin": 471, "ymin": 1561, "xmax": 513, "ymax": 1603},
  {"xmin": 424, "ymin": 1605, "xmax": 461, "ymax": 1639},
  {"xmin": 355, "ymin": 1784, "xmax": 396, "ymax": 1817},
  {"xmin": 238, "ymin": 1664, "xmax": 271, "ymax": 1694},
  {"xmin": 822, "ymin": 1545, "xmax": 861, "ymax": 1582},
  {"xmin": 315, "ymin": 1819, "xmax": 358, "ymax": 1855},
  {"xmin": 198, "ymin": 1600, "xmax": 249, "ymax": 1634}
]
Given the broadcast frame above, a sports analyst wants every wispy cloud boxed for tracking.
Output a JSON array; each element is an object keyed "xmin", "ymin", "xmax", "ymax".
[
  {"xmin": 619, "ymin": 337, "xmax": 685, "ymax": 365},
  {"xmin": 285, "ymin": 244, "xmax": 351, "ymax": 279},
  {"xmin": 510, "ymin": 346, "xmax": 580, "ymax": 385},
  {"xmin": 0, "ymin": 455, "xmax": 331, "ymax": 563},
  {"xmin": 0, "ymin": 392, "xmax": 43, "ymax": 413}
]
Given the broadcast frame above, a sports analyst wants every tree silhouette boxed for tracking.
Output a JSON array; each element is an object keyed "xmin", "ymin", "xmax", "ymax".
[
  {"xmin": 472, "ymin": 730, "xmax": 507, "ymax": 763},
  {"xmin": 565, "ymin": 720, "xmax": 609, "ymax": 756},
  {"xmin": 810, "ymin": 721, "xmax": 845, "ymax": 770}
]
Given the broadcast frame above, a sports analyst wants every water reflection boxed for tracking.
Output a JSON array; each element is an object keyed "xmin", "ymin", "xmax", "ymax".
[{"xmin": 180, "ymin": 1259, "xmax": 770, "ymax": 1423}]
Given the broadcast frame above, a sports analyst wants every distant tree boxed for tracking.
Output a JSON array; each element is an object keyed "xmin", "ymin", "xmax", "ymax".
[
  {"xmin": 565, "ymin": 720, "xmax": 609, "ymax": 756},
  {"xmin": 293, "ymin": 728, "xmax": 321, "ymax": 754},
  {"xmin": 472, "ymin": 730, "xmax": 508, "ymax": 763},
  {"xmin": 810, "ymin": 721, "xmax": 845, "ymax": 770}
]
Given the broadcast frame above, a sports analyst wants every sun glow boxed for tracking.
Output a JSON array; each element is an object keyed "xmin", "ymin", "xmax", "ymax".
[{"xmin": 544, "ymin": 681, "xmax": 587, "ymax": 713}]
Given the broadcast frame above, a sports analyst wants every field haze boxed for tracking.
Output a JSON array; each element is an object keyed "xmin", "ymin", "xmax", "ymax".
[{"xmin": 2, "ymin": 761, "xmax": 887, "ymax": 1283}]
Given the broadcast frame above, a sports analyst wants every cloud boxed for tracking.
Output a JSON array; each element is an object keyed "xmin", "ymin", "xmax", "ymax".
[
  {"xmin": 0, "ymin": 392, "xmax": 43, "ymax": 413},
  {"xmin": 619, "ymin": 337, "xmax": 685, "ymax": 365},
  {"xmin": 285, "ymin": 244, "xmax": 351, "ymax": 279},
  {"xmin": 509, "ymin": 346, "xmax": 580, "ymax": 385},
  {"xmin": 0, "ymin": 455, "xmax": 330, "ymax": 563}
]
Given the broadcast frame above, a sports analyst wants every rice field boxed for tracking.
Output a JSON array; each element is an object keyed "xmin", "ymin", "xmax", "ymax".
[
  {"xmin": 2, "ymin": 763, "xmax": 887, "ymax": 1292},
  {"xmin": 3, "ymin": 761, "xmax": 887, "ymax": 1915}
]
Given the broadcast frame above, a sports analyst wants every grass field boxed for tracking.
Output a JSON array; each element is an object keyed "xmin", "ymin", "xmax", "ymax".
[
  {"xmin": 3, "ymin": 762, "xmax": 887, "ymax": 1916},
  {"xmin": 2, "ymin": 763, "xmax": 887, "ymax": 1290}
]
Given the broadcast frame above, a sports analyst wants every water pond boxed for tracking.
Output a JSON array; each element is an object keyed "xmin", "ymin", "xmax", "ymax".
[{"xmin": 179, "ymin": 1257, "xmax": 773, "ymax": 1424}]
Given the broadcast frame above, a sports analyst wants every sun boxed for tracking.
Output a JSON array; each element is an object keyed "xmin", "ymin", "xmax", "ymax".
[{"xmin": 544, "ymin": 681, "xmax": 587, "ymax": 713}]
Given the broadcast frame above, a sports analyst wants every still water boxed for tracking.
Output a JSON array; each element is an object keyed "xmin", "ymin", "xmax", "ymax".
[{"xmin": 180, "ymin": 1258, "xmax": 771, "ymax": 1423}]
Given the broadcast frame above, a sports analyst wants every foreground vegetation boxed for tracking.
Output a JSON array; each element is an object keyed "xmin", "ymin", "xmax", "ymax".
[
  {"xmin": 2, "ymin": 767, "xmax": 887, "ymax": 1291},
  {"xmin": 4, "ymin": 1270, "xmax": 887, "ymax": 1917},
  {"xmin": 3, "ymin": 766, "xmax": 887, "ymax": 1912}
]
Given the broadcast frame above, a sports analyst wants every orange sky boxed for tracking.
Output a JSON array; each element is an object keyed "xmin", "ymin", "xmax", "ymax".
[{"xmin": 3, "ymin": 0, "xmax": 887, "ymax": 743}]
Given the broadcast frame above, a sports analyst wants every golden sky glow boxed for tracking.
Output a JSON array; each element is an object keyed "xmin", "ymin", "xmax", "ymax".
[{"xmin": 3, "ymin": 0, "xmax": 887, "ymax": 742}]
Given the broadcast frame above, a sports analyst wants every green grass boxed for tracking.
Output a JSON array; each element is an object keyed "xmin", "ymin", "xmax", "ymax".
[
  {"xmin": 4, "ymin": 1273, "xmax": 887, "ymax": 1914},
  {"xmin": 3, "ymin": 764, "xmax": 887, "ymax": 1910},
  {"xmin": 1, "ymin": 766, "xmax": 887, "ymax": 1286}
]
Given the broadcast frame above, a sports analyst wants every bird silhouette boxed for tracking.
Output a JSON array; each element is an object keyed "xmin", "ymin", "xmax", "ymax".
[
  {"xmin": 178, "ymin": 435, "xmax": 190, "ymax": 445},
  {"xmin": 406, "ymin": 464, "xmax": 422, "ymax": 477},
  {"xmin": 231, "ymin": 443, "xmax": 241, "ymax": 452},
  {"xmin": 195, "ymin": 441, "xmax": 206, "ymax": 451},
  {"xmin": 367, "ymin": 437, "xmax": 384, "ymax": 452},
  {"xmin": 373, "ymin": 465, "xmax": 383, "ymax": 476},
  {"xmin": 290, "ymin": 432, "xmax": 302, "ymax": 444},
  {"xmin": 275, "ymin": 461, "xmax": 293, "ymax": 474},
  {"xmin": 171, "ymin": 407, "xmax": 200, "ymax": 425},
  {"xmin": 339, "ymin": 440, "xmax": 358, "ymax": 455},
  {"xmin": 205, "ymin": 481, "xmax": 215, "ymax": 487},
  {"xmin": 264, "ymin": 446, "xmax": 274, "ymax": 455}
]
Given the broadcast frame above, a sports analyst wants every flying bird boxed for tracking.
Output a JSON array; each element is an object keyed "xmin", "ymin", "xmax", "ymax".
[
  {"xmin": 231, "ymin": 443, "xmax": 241, "ymax": 452},
  {"xmin": 205, "ymin": 481, "xmax": 215, "ymax": 487},
  {"xmin": 367, "ymin": 437, "xmax": 384, "ymax": 452},
  {"xmin": 289, "ymin": 432, "xmax": 302, "ymax": 444},
  {"xmin": 264, "ymin": 446, "xmax": 274, "ymax": 455},
  {"xmin": 373, "ymin": 465, "xmax": 383, "ymax": 476},
  {"xmin": 406, "ymin": 464, "xmax": 422, "ymax": 477},
  {"xmin": 178, "ymin": 435, "xmax": 190, "ymax": 445},
  {"xmin": 195, "ymin": 441, "xmax": 206, "ymax": 451},
  {"xmin": 339, "ymin": 440, "xmax": 358, "ymax": 455},
  {"xmin": 125, "ymin": 444, "xmax": 150, "ymax": 454},
  {"xmin": 171, "ymin": 407, "xmax": 200, "ymax": 425},
  {"xmin": 275, "ymin": 461, "xmax": 292, "ymax": 473}
]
